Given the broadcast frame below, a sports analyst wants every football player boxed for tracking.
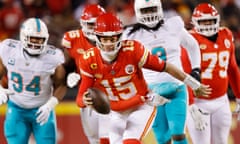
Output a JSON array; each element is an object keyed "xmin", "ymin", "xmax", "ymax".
[
  {"xmin": 187, "ymin": 3, "xmax": 240, "ymax": 144},
  {"xmin": 122, "ymin": 0, "xmax": 203, "ymax": 143},
  {"xmin": 0, "ymin": 18, "xmax": 66, "ymax": 144},
  {"xmin": 61, "ymin": 4, "xmax": 110, "ymax": 144},
  {"xmin": 76, "ymin": 13, "xmax": 211, "ymax": 144}
]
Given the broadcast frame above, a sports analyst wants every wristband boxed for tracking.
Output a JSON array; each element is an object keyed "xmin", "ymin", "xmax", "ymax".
[
  {"xmin": 46, "ymin": 96, "xmax": 59, "ymax": 109},
  {"xmin": 183, "ymin": 75, "xmax": 201, "ymax": 90}
]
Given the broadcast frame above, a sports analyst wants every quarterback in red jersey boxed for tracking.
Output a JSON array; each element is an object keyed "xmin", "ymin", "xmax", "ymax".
[
  {"xmin": 187, "ymin": 3, "xmax": 240, "ymax": 144},
  {"xmin": 61, "ymin": 4, "xmax": 109, "ymax": 144},
  {"xmin": 76, "ymin": 13, "xmax": 211, "ymax": 144}
]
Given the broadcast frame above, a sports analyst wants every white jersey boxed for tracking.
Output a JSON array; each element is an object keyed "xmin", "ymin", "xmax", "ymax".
[
  {"xmin": 122, "ymin": 16, "xmax": 200, "ymax": 84},
  {"xmin": 0, "ymin": 39, "xmax": 65, "ymax": 108}
]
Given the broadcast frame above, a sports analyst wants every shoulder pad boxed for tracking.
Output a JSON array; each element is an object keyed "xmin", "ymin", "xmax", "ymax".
[
  {"xmin": 1, "ymin": 39, "xmax": 19, "ymax": 48},
  {"xmin": 164, "ymin": 16, "xmax": 184, "ymax": 34}
]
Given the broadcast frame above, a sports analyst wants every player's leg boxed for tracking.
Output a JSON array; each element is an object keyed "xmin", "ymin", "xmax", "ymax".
[
  {"xmin": 211, "ymin": 94, "xmax": 232, "ymax": 144},
  {"xmin": 148, "ymin": 83, "xmax": 173, "ymax": 144},
  {"xmin": 80, "ymin": 107, "xmax": 100, "ymax": 144},
  {"xmin": 4, "ymin": 101, "xmax": 32, "ymax": 144},
  {"xmin": 98, "ymin": 113, "xmax": 110, "ymax": 144},
  {"xmin": 33, "ymin": 111, "xmax": 57, "ymax": 144},
  {"xmin": 152, "ymin": 105, "xmax": 170, "ymax": 144},
  {"xmin": 165, "ymin": 84, "xmax": 188, "ymax": 144},
  {"xmin": 109, "ymin": 110, "xmax": 128, "ymax": 144},
  {"xmin": 186, "ymin": 111, "xmax": 211, "ymax": 144},
  {"xmin": 122, "ymin": 104, "xmax": 156, "ymax": 144}
]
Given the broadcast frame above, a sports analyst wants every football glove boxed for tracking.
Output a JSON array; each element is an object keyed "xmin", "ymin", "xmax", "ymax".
[
  {"xmin": 67, "ymin": 72, "xmax": 81, "ymax": 88},
  {"xmin": 190, "ymin": 68, "xmax": 201, "ymax": 82},
  {"xmin": 36, "ymin": 96, "xmax": 59, "ymax": 126},
  {"xmin": 234, "ymin": 98, "xmax": 240, "ymax": 121},
  {"xmin": 189, "ymin": 104, "xmax": 208, "ymax": 131},
  {"xmin": 145, "ymin": 92, "xmax": 170, "ymax": 106},
  {"xmin": 0, "ymin": 85, "xmax": 14, "ymax": 105}
]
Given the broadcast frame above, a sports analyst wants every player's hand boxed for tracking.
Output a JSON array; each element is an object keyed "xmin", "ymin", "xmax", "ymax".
[
  {"xmin": 83, "ymin": 91, "xmax": 93, "ymax": 106},
  {"xmin": 144, "ymin": 92, "xmax": 170, "ymax": 106},
  {"xmin": 67, "ymin": 72, "xmax": 81, "ymax": 88},
  {"xmin": 36, "ymin": 96, "xmax": 59, "ymax": 126},
  {"xmin": 189, "ymin": 104, "xmax": 208, "ymax": 131},
  {"xmin": 194, "ymin": 84, "xmax": 212, "ymax": 97},
  {"xmin": 0, "ymin": 85, "xmax": 14, "ymax": 105},
  {"xmin": 234, "ymin": 98, "xmax": 240, "ymax": 121}
]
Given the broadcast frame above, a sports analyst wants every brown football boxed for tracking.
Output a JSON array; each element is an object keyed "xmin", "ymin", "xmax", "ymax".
[{"xmin": 87, "ymin": 87, "xmax": 110, "ymax": 114}]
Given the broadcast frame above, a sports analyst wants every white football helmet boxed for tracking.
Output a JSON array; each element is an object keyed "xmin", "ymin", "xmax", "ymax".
[
  {"xmin": 192, "ymin": 3, "xmax": 220, "ymax": 37},
  {"xmin": 20, "ymin": 18, "xmax": 49, "ymax": 55},
  {"xmin": 134, "ymin": 0, "xmax": 164, "ymax": 28}
]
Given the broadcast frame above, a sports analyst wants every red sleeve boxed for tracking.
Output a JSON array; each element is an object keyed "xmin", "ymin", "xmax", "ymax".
[
  {"xmin": 228, "ymin": 45, "xmax": 240, "ymax": 98},
  {"xmin": 76, "ymin": 75, "xmax": 95, "ymax": 108},
  {"xmin": 143, "ymin": 52, "xmax": 166, "ymax": 72}
]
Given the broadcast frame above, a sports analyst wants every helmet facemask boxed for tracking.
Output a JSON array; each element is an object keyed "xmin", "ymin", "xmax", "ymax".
[
  {"xmin": 80, "ymin": 18, "xmax": 97, "ymax": 41},
  {"xmin": 96, "ymin": 33, "xmax": 122, "ymax": 62},
  {"xmin": 192, "ymin": 15, "xmax": 220, "ymax": 37},
  {"xmin": 135, "ymin": 0, "xmax": 163, "ymax": 28}
]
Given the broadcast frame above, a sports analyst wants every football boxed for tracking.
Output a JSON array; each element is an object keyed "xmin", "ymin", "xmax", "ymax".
[{"xmin": 87, "ymin": 87, "xmax": 110, "ymax": 114}]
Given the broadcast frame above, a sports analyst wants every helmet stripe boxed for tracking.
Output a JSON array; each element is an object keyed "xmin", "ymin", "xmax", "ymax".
[{"xmin": 35, "ymin": 18, "xmax": 41, "ymax": 32}]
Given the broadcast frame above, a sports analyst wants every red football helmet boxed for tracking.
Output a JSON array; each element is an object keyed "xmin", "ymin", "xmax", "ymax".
[
  {"xmin": 192, "ymin": 3, "xmax": 220, "ymax": 37},
  {"xmin": 80, "ymin": 4, "xmax": 106, "ymax": 41},
  {"xmin": 94, "ymin": 13, "xmax": 123, "ymax": 62}
]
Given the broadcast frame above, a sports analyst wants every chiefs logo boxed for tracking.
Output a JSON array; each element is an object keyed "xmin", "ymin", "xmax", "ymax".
[
  {"xmin": 199, "ymin": 44, "xmax": 207, "ymax": 50},
  {"xmin": 125, "ymin": 64, "xmax": 134, "ymax": 74}
]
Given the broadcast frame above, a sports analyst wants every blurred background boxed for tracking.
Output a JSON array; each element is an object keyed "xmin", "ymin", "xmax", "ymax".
[{"xmin": 0, "ymin": 0, "xmax": 239, "ymax": 143}]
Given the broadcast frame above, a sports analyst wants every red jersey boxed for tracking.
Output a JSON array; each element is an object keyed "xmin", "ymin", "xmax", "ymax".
[
  {"xmin": 181, "ymin": 47, "xmax": 195, "ymax": 105},
  {"xmin": 190, "ymin": 27, "xmax": 240, "ymax": 99},
  {"xmin": 76, "ymin": 40, "xmax": 166, "ymax": 111},
  {"xmin": 62, "ymin": 29, "xmax": 95, "ymax": 67}
]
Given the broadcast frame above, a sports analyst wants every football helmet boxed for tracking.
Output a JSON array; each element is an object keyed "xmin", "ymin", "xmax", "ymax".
[
  {"xmin": 192, "ymin": 3, "xmax": 220, "ymax": 37},
  {"xmin": 80, "ymin": 4, "xmax": 106, "ymax": 41},
  {"xmin": 134, "ymin": 0, "xmax": 163, "ymax": 28},
  {"xmin": 94, "ymin": 13, "xmax": 123, "ymax": 62},
  {"xmin": 20, "ymin": 18, "xmax": 49, "ymax": 55}
]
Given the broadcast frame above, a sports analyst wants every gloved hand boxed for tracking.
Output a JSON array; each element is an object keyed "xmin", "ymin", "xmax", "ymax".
[
  {"xmin": 36, "ymin": 96, "xmax": 59, "ymax": 126},
  {"xmin": 189, "ymin": 104, "xmax": 208, "ymax": 131},
  {"xmin": 145, "ymin": 91, "xmax": 170, "ymax": 106},
  {"xmin": 0, "ymin": 85, "xmax": 14, "ymax": 105},
  {"xmin": 234, "ymin": 98, "xmax": 240, "ymax": 121},
  {"xmin": 190, "ymin": 68, "xmax": 201, "ymax": 82},
  {"xmin": 67, "ymin": 72, "xmax": 81, "ymax": 88}
]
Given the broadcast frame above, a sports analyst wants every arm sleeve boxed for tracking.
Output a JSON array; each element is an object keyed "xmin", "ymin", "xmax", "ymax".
[
  {"xmin": 143, "ymin": 52, "xmax": 166, "ymax": 72},
  {"xmin": 180, "ymin": 29, "xmax": 201, "ymax": 69},
  {"xmin": 228, "ymin": 45, "xmax": 240, "ymax": 98}
]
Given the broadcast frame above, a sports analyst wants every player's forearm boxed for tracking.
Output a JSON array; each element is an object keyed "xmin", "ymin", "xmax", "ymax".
[
  {"xmin": 165, "ymin": 62, "xmax": 187, "ymax": 82},
  {"xmin": 53, "ymin": 84, "xmax": 67, "ymax": 101},
  {"xmin": 165, "ymin": 63, "xmax": 201, "ymax": 90}
]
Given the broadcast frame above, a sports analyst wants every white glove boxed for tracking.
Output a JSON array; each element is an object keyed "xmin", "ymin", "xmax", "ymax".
[
  {"xmin": 234, "ymin": 98, "xmax": 240, "ymax": 121},
  {"xmin": 36, "ymin": 96, "xmax": 59, "ymax": 126},
  {"xmin": 189, "ymin": 104, "xmax": 208, "ymax": 131},
  {"xmin": 145, "ymin": 92, "xmax": 170, "ymax": 106},
  {"xmin": 67, "ymin": 72, "xmax": 81, "ymax": 88},
  {"xmin": 0, "ymin": 85, "xmax": 14, "ymax": 105}
]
